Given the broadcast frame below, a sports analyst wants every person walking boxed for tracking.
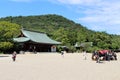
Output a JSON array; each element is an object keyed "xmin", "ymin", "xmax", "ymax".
[
  {"xmin": 61, "ymin": 51, "xmax": 64, "ymax": 57},
  {"xmin": 83, "ymin": 50, "xmax": 87, "ymax": 60},
  {"xmin": 12, "ymin": 51, "xmax": 17, "ymax": 61}
]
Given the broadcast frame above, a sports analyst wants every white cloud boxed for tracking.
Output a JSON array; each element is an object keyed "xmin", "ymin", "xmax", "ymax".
[
  {"xmin": 54, "ymin": 0, "xmax": 101, "ymax": 5},
  {"xmin": 52, "ymin": 0, "xmax": 120, "ymax": 34}
]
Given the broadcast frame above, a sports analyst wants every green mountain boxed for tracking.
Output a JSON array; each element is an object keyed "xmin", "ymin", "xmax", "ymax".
[
  {"xmin": 0, "ymin": 14, "xmax": 88, "ymax": 33},
  {"xmin": 0, "ymin": 14, "xmax": 120, "ymax": 52}
]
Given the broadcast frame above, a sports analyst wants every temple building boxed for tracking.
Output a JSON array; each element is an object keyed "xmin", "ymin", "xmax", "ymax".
[{"xmin": 13, "ymin": 29, "xmax": 61, "ymax": 52}]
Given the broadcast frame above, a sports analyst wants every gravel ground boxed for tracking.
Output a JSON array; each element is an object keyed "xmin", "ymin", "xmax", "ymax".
[{"xmin": 0, "ymin": 52, "xmax": 120, "ymax": 80}]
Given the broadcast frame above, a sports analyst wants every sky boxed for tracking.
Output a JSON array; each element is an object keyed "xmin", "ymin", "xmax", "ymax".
[{"xmin": 0, "ymin": 0, "xmax": 120, "ymax": 35}]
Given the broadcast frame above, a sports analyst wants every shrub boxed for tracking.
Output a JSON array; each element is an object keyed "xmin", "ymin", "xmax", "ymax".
[{"xmin": 0, "ymin": 42, "xmax": 13, "ymax": 53}]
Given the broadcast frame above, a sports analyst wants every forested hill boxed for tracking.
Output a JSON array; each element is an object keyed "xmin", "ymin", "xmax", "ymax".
[
  {"xmin": 0, "ymin": 14, "xmax": 89, "ymax": 33},
  {"xmin": 0, "ymin": 14, "xmax": 120, "ymax": 52}
]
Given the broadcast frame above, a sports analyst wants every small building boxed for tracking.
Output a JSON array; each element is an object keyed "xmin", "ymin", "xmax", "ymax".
[
  {"xmin": 13, "ymin": 29, "xmax": 61, "ymax": 52},
  {"xmin": 74, "ymin": 42, "xmax": 93, "ymax": 52}
]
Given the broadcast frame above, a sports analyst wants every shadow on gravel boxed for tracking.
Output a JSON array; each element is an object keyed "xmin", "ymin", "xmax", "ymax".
[{"xmin": 0, "ymin": 56, "xmax": 9, "ymax": 57}]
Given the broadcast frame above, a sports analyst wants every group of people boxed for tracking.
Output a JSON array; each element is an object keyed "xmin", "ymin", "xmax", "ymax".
[{"xmin": 92, "ymin": 50, "xmax": 117, "ymax": 63}]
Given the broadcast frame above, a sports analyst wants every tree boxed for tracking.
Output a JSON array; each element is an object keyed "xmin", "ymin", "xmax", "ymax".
[
  {"xmin": 53, "ymin": 28, "xmax": 70, "ymax": 45},
  {"xmin": 0, "ymin": 21, "xmax": 20, "ymax": 53}
]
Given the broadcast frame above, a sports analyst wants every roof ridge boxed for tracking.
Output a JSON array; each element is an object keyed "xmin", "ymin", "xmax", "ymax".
[{"xmin": 22, "ymin": 28, "xmax": 45, "ymax": 34}]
